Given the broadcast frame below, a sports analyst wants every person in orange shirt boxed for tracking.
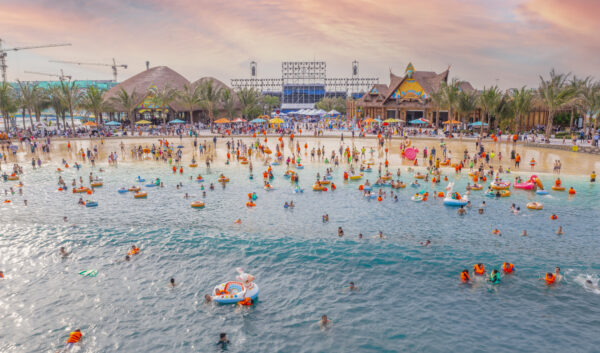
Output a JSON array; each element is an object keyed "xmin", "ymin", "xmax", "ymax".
[
  {"xmin": 61, "ymin": 329, "xmax": 82, "ymax": 351},
  {"xmin": 128, "ymin": 245, "xmax": 140, "ymax": 256},
  {"xmin": 515, "ymin": 153, "xmax": 521, "ymax": 168},
  {"xmin": 460, "ymin": 269, "xmax": 470, "ymax": 283}
]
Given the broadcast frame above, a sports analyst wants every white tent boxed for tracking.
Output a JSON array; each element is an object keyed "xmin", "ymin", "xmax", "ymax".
[{"xmin": 327, "ymin": 109, "xmax": 340, "ymax": 116}]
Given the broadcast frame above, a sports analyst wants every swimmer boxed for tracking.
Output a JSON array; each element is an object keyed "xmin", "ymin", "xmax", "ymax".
[
  {"xmin": 128, "ymin": 245, "xmax": 140, "ymax": 255},
  {"xmin": 322, "ymin": 214, "xmax": 329, "ymax": 223},
  {"xmin": 488, "ymin": 269, "xmax": 501, "ymax": 284},
  {"xmin": 289, "ymin": 201, "xmax": 295, "ymax": 208},
  {"xmin": 522, "ymin": 230, "xmax": 528, "ymax": 236},
  {"xmin": 234, "ymin": 219, "xmax": 242, "ymax": 224},
  {"xmin": 338, "ymin": 227, "xmax": 344, "ymax": 237},
  {"xmin": 184, "ymin": 193, "xmax": 189, "ymax": 199},
  {"xmin": 358, "ymin": 233, "xmax": 363, "ymax": 239},
  {"xmin": 512, "ymin": 207, "xmax": 520, "ymax": 215},
  {"xmin": 319, "ymin": 315, "xmax": 332, "ymax": 330},
  {"xmin": 556, "ymin": 226, "xmax": 564, "ymax": 235},
  {"xmin": 60, "ymin": 329, "xmax": 82, "ymax": 352},
  {"xmin": 492, "ymin": 229, "xmax": 501, "ymax": 236},
  {"xmin": 217, "ymin": 333, "xmax": 230, "ymax": 349},
  {"xmin": 466, "ymin": 201, "xmax": 471, "ymax": 208},
  {"xmin": 420, "ymin": 240, "xmax": 431, "ymax": 246},
  {"xmin": 460, "ymin": 269, "xmax": 470, "ymax": 283},
  {"xmin": 60, "ymin": 247, "xmax": 69, "ymax": 257},
  {"xmin": 170, "ymin": 278, "xmax": 176, "ymax": 287},
  {"xmin": 0, "ymin": 270, "xmax": 4, "ymax": 279},
  {"xmin": 478, "ymin": 208, "xmax": 484, "ymax": 214},
  {"xmin": 125, "ymin": 255, "xmax": 131, "ymax": 262},
  {"xmin": 344, "ymin": 281, "xmax": 359, "ymax": 292},
  {"xmin": 204, "ymin": 294, "xmax": 213, "ymax": 303},
  {"xmin": 457, "ymin": 205, "xmax": 466, "ymax": 215}
]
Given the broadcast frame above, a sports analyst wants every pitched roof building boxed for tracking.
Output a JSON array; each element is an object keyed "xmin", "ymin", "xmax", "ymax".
[{"xmin": 347, "ymin": 63, "xmax": 474, "ymax": 122}]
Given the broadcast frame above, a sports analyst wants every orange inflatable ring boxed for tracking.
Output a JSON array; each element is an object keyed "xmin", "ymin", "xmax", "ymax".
[
  {"xmin": 191, "ymin": 201, "xmax": 205, "ymax": 209},
  {"xmin": 134, "ymin": 191, "xmax": 148, "ymax": 199}
]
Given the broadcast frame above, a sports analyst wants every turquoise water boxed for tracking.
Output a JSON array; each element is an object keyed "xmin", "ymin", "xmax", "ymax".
[{"xmin": 1, "ymin": 162, "xmax": 600, "ymax": 352}]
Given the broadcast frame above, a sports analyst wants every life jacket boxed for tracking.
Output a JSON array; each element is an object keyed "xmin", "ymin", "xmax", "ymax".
[
  {"xmin": 128, "ymin": 248, "xmax": 140, "ymax": 255},
  {"xmin": 67, "ymin": 331, "xmax": 82, "ymax": 343},
  {"xmin": 502, "ymin": 263, "xmax": 514, "ymax": 273},
  {"xmin": 460, "ymin": 272, "xmax": 470, "ymax": 282},
  {"xmin": 545, "ymin": 273, "xmax": 556, "ymax": 285},
  {"xmin": 238, "ymin": 297, "xmax": 253, "ymax": 306},
  {"xmin": 489, "ymin": 273, "xmax": 501, "ymax": 284},
  {"xmin": 555, "ymin": 179, "xmax": 561, "ymax": 186},
  {"xmin": 474, "ymin": 264, "xmax": 485, "ymax": 275}
]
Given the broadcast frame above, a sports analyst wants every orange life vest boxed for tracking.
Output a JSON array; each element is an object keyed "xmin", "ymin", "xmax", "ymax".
[
  {"xmin": 67, "ymin": 331, "xmax": 82, "ymax": 343},
  {"xmin": 502, "ymin": 263, "xmax": 514, "ymax": 273},
  {"xmin": 238, "ymin": 297, "xmax": 253, "ymax": 306},
  {"xmin": 128, "ymin": 248, "xmax": 140, "ymax": 255},
  {"xmin": 474, "ymin": 264, "xmax": 485, "ymax": 275},
  {"xmin": 460, "ymin": 272, "xmax": 470, "ymax": 282},
  {"xmin": 545, "ymin": 273, "xmax": 556, "ymax": 285}
]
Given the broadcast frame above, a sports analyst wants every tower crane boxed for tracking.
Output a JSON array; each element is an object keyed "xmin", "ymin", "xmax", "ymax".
[
  {"xmin": 24, "ymin": 69, "xmax": 71, "ymax": 81},
  {"xmin": 49, "ymin": 58, "xmax": 127, "ymax": 82},
  {"xmin": 0, "ymin": 38, "xmax": 71, "ymax": 82}
]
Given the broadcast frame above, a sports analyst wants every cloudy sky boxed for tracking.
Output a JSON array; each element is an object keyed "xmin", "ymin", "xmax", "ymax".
[{"xmin": 2, "ymin": 0, "xmax": 599, "ymax": 88}]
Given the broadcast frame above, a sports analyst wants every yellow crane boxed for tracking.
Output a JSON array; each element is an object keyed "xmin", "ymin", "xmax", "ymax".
[
  {"xmin": 24, "ymin": 69, "xmax": 71, "ymax": 81},
  {"xmin": 0, "ymin": 38, "xmax": 71, "ymax": 82},
  {"xmin": 49, "ymin": 58, "xmax": 127, "ymax": 82}
]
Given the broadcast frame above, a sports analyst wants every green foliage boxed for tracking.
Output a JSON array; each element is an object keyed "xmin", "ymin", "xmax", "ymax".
[{"xmin": 315, "ymin": 97, "xmax": 346, "ymax": 113}]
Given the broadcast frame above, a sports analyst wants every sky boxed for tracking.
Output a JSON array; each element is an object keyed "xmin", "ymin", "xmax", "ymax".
[{"xmin": 2, "ymin": 0, "xmax": 599, "ymax": 89}]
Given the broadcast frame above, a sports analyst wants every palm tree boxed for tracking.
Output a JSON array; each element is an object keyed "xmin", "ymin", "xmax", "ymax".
[
  {"xmin": 510, "ymin": 86, "xmax": 534, "ymax": 132},
  {"xmin": 48, "ymin": 86, "xmax": 67, "ymax": 131},
  {"xmin": 477, "ymin": 86, "xmax": 503, "ymax": 134},
  {"xmin": 80, "ymin": 85, "xmax": 108, "ymax": 125},
  {"xmin": 58, "ymin": 81, "xmax": 82, "ymax": 130},
  {"xmin": 109, "ymin": 88, "xmax": 142, "ymax": 129},
  {"xmin": 538, "ymin": 69, "xmax": 577, "ymax": 138},
  {"xmin": 199, "ymin": 79, "xmax": 223, "ymax": 130},
  {"xmin": 441, "ymin": 78, "xmax": 461, "ymax": 132},
  {"xmin": 149, "ymin": 85, "xmax": 179, "ymax": 126},
  {"xmin": 456, "ymin": 90, "xmax": 478, "ymax": 128},
  {"xmin": 17, "ymin": 81, "xmax": 40, "ymax": 129},
  {"xmin": 429, "ymin": 89, "xmax": 443, "ymax": 128},
  {"xmin": 495, "ymin": 96, "xmax": 515, "ymax": 131},
  {"xmin": 567, "ymin": 76, "xmax": 587, "ymax": 131},
  {"xmin": 580, "ymin": 81, "xmax": 600, "ymax": 133},
  {"xmin": 236, "ymin": 88, "xmax": 262, "ymax": 120},
  {"xmin": 220, "ymin": 88, "xmax": 236, "ymax": 119},
  {"xmin": 0, "ymin": 82, "xmax": 17, "ymax": 132},
  {"xmin": 31, "ymin": 85, "xmax": 48, "ymax": 124},
  {"xmin": 178, "ymin": 83, "xmax": 202, "ymax": 125},
  {"xmin": 261, "ymin": 95, "xmax": 280, "ymax": 115}
]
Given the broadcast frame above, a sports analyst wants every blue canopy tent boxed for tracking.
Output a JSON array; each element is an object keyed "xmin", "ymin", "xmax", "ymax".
[
  {"xmin": 168, "ymin": 119, "xmax": 185, "ymax": 124},
  {"xmin": 105, "ymin": 121, "xmax": 121, "ymax": 126},
  {"xmin": 250, "ymin": 118, "xmax": 266, "ymax": 123},
  {"xmin": 469, "ymin": 121, "xmax": 488, "ymax": 127},
  {"xmin": 409, "ymin": 119, "xmax": 427, "ymax": 124}
]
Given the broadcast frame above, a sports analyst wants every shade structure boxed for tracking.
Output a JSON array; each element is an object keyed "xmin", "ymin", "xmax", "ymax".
[
  {"xmin": 374, "ymin": 118, "xmax": 382, "ymax": 123},
  {"xmin": 135, "ymin": 120, "xmax": 152, "ymax": 125},
  {"xmin": 105, "ymin": 121, "xmax": 121, "ymax": 126},
  {"xmin": 409, "ymin": 118, "xmax": 428, "ymax": 124},
  {"xmin": 383, "ymin": 118, "xmax": 401, "ymax": 123},
  {"xmin": 83, "ymin": 121, "xmax": 97, "ymax": 126},
  {"xmin": 168, "ymin": 119, "xmax": 185, "ymax": 124},
  {"xmin": 214, "ymin": 118, "xmax": 231, "ymax": 124},
  {"xmin": 327, "ymin": 109, "xmax": 341, "ymax": 116},
  {"xmin": 363, "ymin": 118, "xmax": 377, "ymax": 123},
  {"xmin": 232, "ymin": 118, "xmax": 247, "ymax": 123},
  {"xmin": 269, "ymin": 118, "xmax": 284, "ymax": 124},
  {"xmin": 250, "ymin": 118, "xmax": 266, "ymax": 123},
  {"xmin": 469, "ymin": 121, "xmax": 488, "ymax": 126},
  {"xmin": 443, "ymin": 120, "xmax": 461, "ymax": 124}
]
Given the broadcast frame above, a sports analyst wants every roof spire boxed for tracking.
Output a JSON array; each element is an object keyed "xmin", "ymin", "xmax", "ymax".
[{"xmin": 405, "ymin": 62, "xmax": 415, "ymax": 79}]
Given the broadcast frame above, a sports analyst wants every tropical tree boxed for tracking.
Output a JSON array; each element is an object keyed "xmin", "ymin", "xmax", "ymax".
[
  {"xmin": 261, "ymin": 95, "xmax": 280, "ymax": 114},
  {"xmin": 567, "ymin": 76, "xmax": 588, "ymax": 131},
  {"xmin": 429, "ymin": 89, "xmax": 444, "ymax": 128},
  {"xmin": 220, "ymin": 88, "xmax": 237, "ymax": 119},
  {"xmin": 236, "ymin": 87, "xmax": 262, "ymax": 120},
  {"xmin": 510, "ymin": 86, "xmax": 534, "ymax": 132},
  {"xmin": 48, "ymin": 86, "xmax": 67, "ymax": 131},
  {"xmin": 495, "ymin": 96, "xmax": 515, "ymax": 131},
  {"xmin": 0, "ymin": 82, "xmax": 17, "ymax": 132},
  {"xmin": 17, "ymin": 81, "xmax": 40, "ymax": 129},
  {"xmin": 580, "ymin": 81, "xmax": 600, "ymax": 132},
  {"xmin": 315, "ymin": 96, "xmax": 346, "ymax": 113},
  {"xmin": 199, "ymin": 79, "xmax": 223, "ymax": 130},
  {"xmin": 456, "ymin": 90, "xmax": 478, "ymax": 128},
  {"xmin": 109, "ymin": 88, "xmax": 142, "ymax": 129},
  {"xmin": 537, "ymin": 69, "xmax": 577, "ymax": 137},
  {"xmin": 80, "ymin": 85, "xmax": 108, "ymax": 125},
  {"xmin": 58, "ymin": 80, "xmax": 82, "ymax": 130},
  {"xmin": 178, "ymin": 83, "xmax": 202, "ymax": 125},
  {"xmin": 31, "ymin": 85, "xmax": 48, "ymax": 124},
  {"xmin": 441, "ymin": 78, "xmax": 461, "ymax": 131},
  {"xmin": 477, "ymin": 86, "xmax": 503, "ymax": 133},
  {"xmin": 149, "ymin": 85, "xmax": 179, "ymax": 127}
]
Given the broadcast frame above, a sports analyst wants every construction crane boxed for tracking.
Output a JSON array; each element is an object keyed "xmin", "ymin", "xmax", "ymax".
[
  {"xmin": 49, "ymin": 58, "xmax": 127, "ymax": 82},
  {"xmin": 0, "ymin": 38, "xmax": 71, "ymax": 82},
  {"xmin": 24, "ymin": 69, "xmax": 72, "ymax": 81}
]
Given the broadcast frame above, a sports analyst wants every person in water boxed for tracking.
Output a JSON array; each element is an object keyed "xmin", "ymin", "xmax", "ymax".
[
  {"xmin": 60, "ymin": 247, "xmax": 69, "ymax": 257},
  {"xmin": 347, "ymin": 281, "xmax": 359, "ymax": 291},
  {"xmin": 522, "ymin": 230, "xmax": 528, "ymax": 236},
  {"xmin": 217, "ymin": 333, "xmax": 230, "ymax": 349},
  {"xmin": 128, "ymin": 245, "xmax": 140, "ymax": 255},
  {"xmin": 478, "ymin": 208, "xmax": 484, "ymax": 214},
  {"xmin": 319, "ymin": 315, "xmax": 332, "ymax": 330},
  {"xmin": 460, "ymin": 269, "xmax": 470, "ymax": 283},
  {"xmin": 488, "ymin": 269, "xmax": 501, "ymax": 284},
  {"xmin": 0, "ymin": 270, "xmax": 4, "ymax": 279},
  {"xmin": 421, "ymin": 240, "xmax": 431, "ymax": 246},
  {"xmin": 170, "ymin": 278, "xmax": 176, "ymax": 287},
  {"xmin": 322, "ymin": 214, "xmax": 329, "ymax": 222},
  {"xmin": 358, "ymin": 233, "xmax": 363, "ymax": 239},
  {"xmin": 204, "ymin": 294, "xmax": 212, "ymax": 303},
  {"xmin": 61, "ymin": 329, "xmax": 82, "ymax": 351},
  {"xmin": 556, "ymin": 226, "xmax": 564, "ymax": 235},
  {"xmin": 457, "ymin": 206, "xmax": 466, "ymax": 215},
  {"xmin": 338, "ymin": 227, "xmax": 344, "ymax": 237}
]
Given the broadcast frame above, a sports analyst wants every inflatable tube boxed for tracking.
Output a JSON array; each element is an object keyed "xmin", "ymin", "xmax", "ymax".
[
  {"xmin": 443, "ymin": 198, "xmax": 468, "ymax": 206},
  {"xmin": 118, "ymin": 188, "xmax": 129, "ymax": 194},
  {"xmin": 73, "ymin": 187, "xmax": 90, "ymax": 194},
  {"xmin": 136, "ymin": 177, "xmax": 145, "ymax": 182},
  {"xmin": 134, "ymin": 191, "xmax": 147, "ymax": 199},
  {"xmin": 526, "ymin": 202, "xmax": 543, "ymax": 210},
  {"xmin": 246, "ymin": 202, "xmax": 256, "ymax": 207},
  {"xmin": 552, "ymin": 186, "xmax": 565, "ymax": 191},
  {"xmin": 217, "ymin": 177, "xmax": 230, "ymax": 183},
  {"xmin": 79, "ymin": 269, "xmax": 98, "ymax": 277},
  {"xmin": 404, "ymin": 147, "xmax": 418, "ymax": 160},
  {"xmin": 91, "ymin": 182, "xmax": 103, "ymax": 187},
  {"xmin": 189, "ymin": 164, "xmax": 198, "ymax": 168},
  {"xmin": 191, "ymin": 201, "xmax": 205, "ymax": 209},
  {"xmin": 128, "ymin": 186, "xmax": 141, "ymax": 192},
  {"xmin": 85, "ymin": 201, "xmax": 98, "ymax": 207},
  {"xmin": 349, "ymin": 175, "xmax": 363, "ymax": 180},
  {"xmin": 212, "ymin": 281, "xmax": 259, "ymax": 304},
  {"xmin": 536, "ymin": 189, "xmax": 549, "ymax": 195},
  {"xmin": 145, "ymin": 183, "xmax": 157, "ymax": 187}
]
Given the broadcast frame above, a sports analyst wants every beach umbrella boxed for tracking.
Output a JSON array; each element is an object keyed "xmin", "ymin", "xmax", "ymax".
[
  {"xmin": 232, "ymin": 118, "xmax": 247, "ymax": 123},
  {"xmin": 374, "ymin": 118, "xmax": 382, "ymax": 123},
  {"xmin": 250, "ymin": 118, "xmax": 266, "ymax": 123},
  {"xmin": 383, "ymin": 118, "xmax": 399, "ymax": 123},
  {"xmin": 214, "ymin": 118, "xmax": 231, "ymax": 124},
  {"xmin": 168, "ymin": 119, "xmax": 185, "ymax": 124},
  {"xmin": 443, "ymin": 120, "xmax": 461, "ymax": 124},
  {"xmin": 83, "ymin": 121, "xmax": 97, "ymax": 126},
  {"xmin": 409, "ymin": 119, "xmax": 427, "ymax": 124},
  {"xmin": 136, "ymin": 120, "xmax": 152, "ymax": 125},
  {"xmin": 469, "ymin": 121, "xmax": 488, "ymax": 126},
  {"xmin": 269, "ymin": 117, "xmax": 284, "ymax": 124},
  {"xmin": 327, "ymin": 109, "xmax": 341, "ymax": 116},
  {"xmin": 105, "ymin": 121, "xmax": 121, "ymax": 126},
  {"xmin": 363, "ymin": 118, "xmax": 376, "ymax": 123}
]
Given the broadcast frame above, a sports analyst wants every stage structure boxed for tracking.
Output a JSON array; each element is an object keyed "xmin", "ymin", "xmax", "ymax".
[{"xmin": 231, "ymin": 61, "xmax": 378, "ymax": 112}]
